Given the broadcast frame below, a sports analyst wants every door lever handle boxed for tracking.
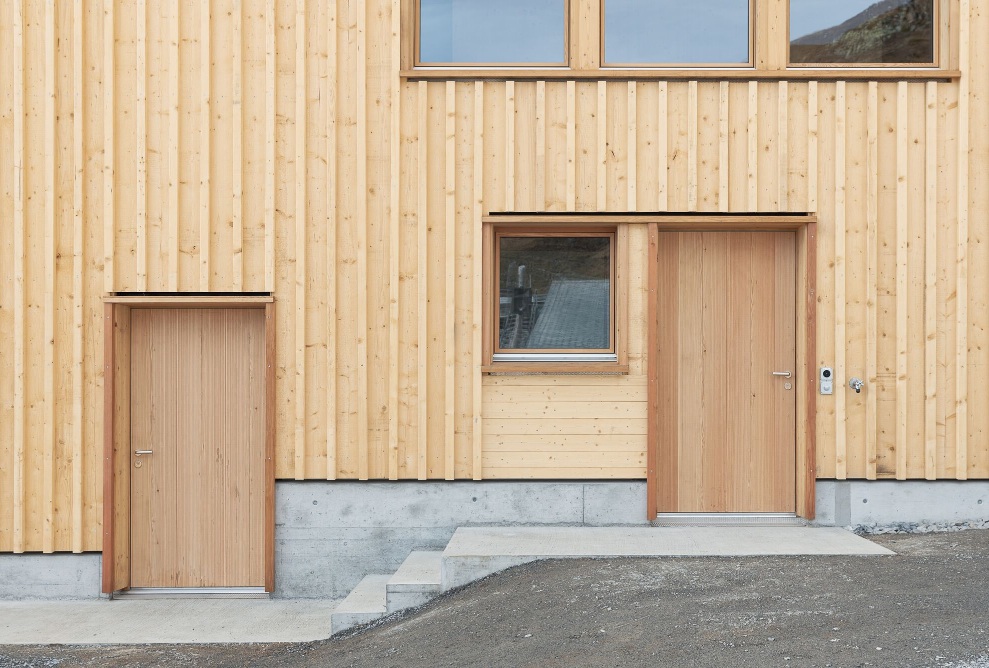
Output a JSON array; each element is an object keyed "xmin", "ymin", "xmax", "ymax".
[
  {"xmin": 134, "ymin": 450, "xmax": 153, "ymax": 455},
  {"xmin": 771, "ymin": 371, "xmax": 791, "ymax": 378}
]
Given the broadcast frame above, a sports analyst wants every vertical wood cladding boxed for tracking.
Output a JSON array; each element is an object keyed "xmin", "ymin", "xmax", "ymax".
[{"xmin": 0, "ymin": 0, "xmax": 987, "ymax": 551}]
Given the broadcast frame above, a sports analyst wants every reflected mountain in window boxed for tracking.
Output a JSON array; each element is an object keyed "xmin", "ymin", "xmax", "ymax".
[{"xmin": 790, "ymin": 0, "xmax": 934, "ymax": 64}]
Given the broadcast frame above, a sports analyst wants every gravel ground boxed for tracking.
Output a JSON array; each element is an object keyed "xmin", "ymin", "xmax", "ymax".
[{"xmin": 2, "ymin": 529, "xmax": 988, "ymax": 668}]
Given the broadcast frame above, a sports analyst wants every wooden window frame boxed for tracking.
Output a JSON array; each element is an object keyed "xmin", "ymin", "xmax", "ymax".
[
  {"xmin": 600, "ymin": 0, "xmax": 757, "ymax": 69},
  {"xmin": 401, "ymin": 0, "xmax": 958, "ymax": 80},
  {"xmin": 786, "ymin": 0, "xmax": 944, "ymax": 70},
  {"xmin": 482, "ymin": 218, "xmax": 629, "ymax": 374}
]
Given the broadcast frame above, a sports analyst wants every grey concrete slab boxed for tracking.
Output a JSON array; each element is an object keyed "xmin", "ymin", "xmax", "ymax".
[
  {"xmin": 817, "ymin": 480, "xmax": 989, "ymax": 526},
  {"xmin": 0, "ymin": 553, "xmax": 102, "ymax": 600},
  {"xmin": 440, "ymin": 526, "xmax": 893, "ymax": 590},
  {"xmin": 388, "ymin": 551, "xmax": 442, "ymax": 593},
  {"xmin": 0, "ymin": 599, "xmax": 339, "ymax": 644},
  {"xmin": 331, "ymin": 575, "xmax": 390, "ymax": 634}
]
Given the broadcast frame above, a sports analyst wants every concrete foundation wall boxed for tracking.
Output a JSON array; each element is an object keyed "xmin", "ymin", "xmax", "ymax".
[
  {"xmin": 815, "ymin": 480, "xmax": 989, "ymax": 526},
  {"xmin": 274, "ymin": 481, "xmax": 648, "ymax": 598},
  {"xmin": 6, "ymin": 480, "xmax": 989, "ymax": 599},
  {"xmin": 0, "ymin": 554, "xmax": 102, "ymax": 600}
]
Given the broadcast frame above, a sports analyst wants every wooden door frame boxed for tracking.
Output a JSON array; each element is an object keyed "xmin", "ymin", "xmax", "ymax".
[
  {"xmin": 101, "ymin": 296, "xmax": 276, "ymax": 594},
  {"xmin": 646, "ymin": 217, "xmax": 817, "ymax": 520}
]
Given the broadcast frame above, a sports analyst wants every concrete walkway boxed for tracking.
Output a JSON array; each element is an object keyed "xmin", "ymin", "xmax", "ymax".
[
  {"xmin": 0, "ymin": 526, "xmax": 891, "ymax": 645},
  {"xmin": 0, "ymin": 599, "xmax": 339, "ymax": 644}
]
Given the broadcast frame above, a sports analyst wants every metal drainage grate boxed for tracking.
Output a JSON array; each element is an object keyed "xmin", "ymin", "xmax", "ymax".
[
  {"xmin": 653, "ymin": 513, "xmax": 809, "ymax": 527},
  {"xmin": 113, "ymin": 587, "xmax": 270, "ymax": 600}
]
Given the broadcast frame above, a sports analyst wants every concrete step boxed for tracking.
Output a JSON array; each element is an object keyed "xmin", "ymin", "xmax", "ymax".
[
  {"xmin": 330, "ymin": 574, "xmax": 389, "ymax": 635},
  {"xmin": 440, "ymin": 526, "xmax": 894, "ymax": 591},
  {"xmin": 386, "ymin": 551, "xmax": 442, "ymax": 614}
]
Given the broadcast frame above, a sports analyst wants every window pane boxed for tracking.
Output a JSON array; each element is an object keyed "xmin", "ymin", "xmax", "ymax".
[
  {"xmin": 790, "ymin": 0, "xmax": 934, "ymax": 64},
  {"xmin": 604, "ymin": 0, "xmax": 750, "ymax": 65},
  {"xmin": 419, "ymin": 0, "xmax": 565, "ymax": 64},
  {"xmin": 499, "ymin": 237, "xmax": 611, "ymax": 351}
]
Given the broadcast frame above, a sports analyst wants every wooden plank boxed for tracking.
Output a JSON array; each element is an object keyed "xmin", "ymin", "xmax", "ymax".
[
  {"xmin": 481, "ymin": 402, "xmax": 647, "ymax": 419},
  {"xmin": 444, "ymin": 80, "xmax": 455, "ymax": 480},
  {"xmin": 483, "ymin": 374, "xmax": 648, "ymax": 387},
  {"xmin": 43, "ymin": 0, "xmax": 55, "ymax": 553},
  {"xmin": 101, "ymin": 305, "xmax": 115, "ymax": 591},
  {"xmin": 416, "ymin": 80, "xmax": 427, "ymax": 480},
  {"xmin": 596, "ymin": 80, "xmax": 606, "ymax": 210},
  {"xmin": 778, "ymin": 81, "xmax": 788, "ymax": 211},
  {"xmin": 680, "ymin": 81, "xmax": 694, "ymax": 211},
  {"xmin": 472, "ymin": 81, "xmax": 483, "ymax": 480},
  {"xmin": 103, "ymin": 0, "xmax": 115, "ymax": 293},
  {"xmin": 566, "ymin": 80, "xmax": 575, "ymax": 210},
  {"xmin": 263, "ymin": 0, "xmax": 275, "ymax": 292},
  {"xmin": 646, "ymin": 224, "xmax": 658, "ymax": 518},
  {"xmin": 167, "ymin": 0, "xmax": 179, "ymax": 291},
  {"xmin": 325, "ymin": 0, "xmax": 337, "ymax": 478},
  {"xmin": 657, "ymin": 82, "xmax": 668, "ymax": 210},
  {"xmin": 505, "ymin": 80, "xmax": 514, "ymax": 210},
  {"xmin": 955, "ymin": 0, "xmax": 970, "ymax": 479},
  {"xmin": 294, "ymin": 0, "xmax": 307, "ymax": 480},
  {"xmin": 718, "ymin": 81, "xmax": 729, "ymax": 210},
  {"xmin": 896, "ymin": 81, "xmax": 909, "ymax": 480},
  {"xmin": 136, "ymin": 0, "xmax": 147, "ymax": 290},
  {"xmin": 484, "ymin": 418, "xmax": 649, "ymax": 435},
  {"xmin": 11, "ymin": 0, "xmax": 25, "ymax": 553},
  {"xmin": 72, "ymin": 0, "xmax": 85, "ymax": 553},
  {"xmin": 388, "ymin": 0, "xmax": 401, "ymax": 481},
  {"xmin": 807, "ymin": 82, "xmax": 818, "ymax": 212},
  {"xmin": 865, "ymin": 81, "xmax": 878, "ymax": 480},
  {"xmin": 483, "ymin": 435, "xmax": 648, "ymax": 451},
  {"xmin": 356, "ymin": 0, "xmax": 369, "ymax": 480},
  {"xmin": 834, "ymin": 81, "xmax": 847, "ymax": 480},
  {"xmin": 484, "ymin": 467, "xmax": 645, "ymax": 479},
  {"xmin": 535, "ymin": 80, "xmax": 546, "ymax": 209},
  {"xmin": 747, "ymin": 81, "xmax": 758, "ymax": 211},
  {"xmin": 482, "ymin": 452, "xmax": 646, "ymax": 468},
  {"xmin": 199, "ymin": 0, "xmax": 211, "ymax": 291},
  {"xmin": 484, "ymin": 386, "xmax": 646, "ymax": 403},
  {"xmin": 231, "ymin": 0, "xmax": 243, "ymax": 291},
  {"xmin": 265, "ymin": 303, "xmax": 275, "ymax": 590},
  {"xmin": 627, "ymin": 82, "xmax": 637, "ymax": 211}
]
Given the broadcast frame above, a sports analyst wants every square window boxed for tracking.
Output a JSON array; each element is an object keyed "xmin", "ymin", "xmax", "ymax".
[
  {"xmin": 603, "ymin": 0, "xmax": 752, "ymax": 66},
  {"xmin": 418, "ymin": 0, "xmax": 567, "ymax": 66},
  {"xmin": 789, "ymin": 0, "xmax": 935, "ymax": 66},
  {"xmin": 493, "ymin": 230, "xmax": 616, "ymax": 362}
]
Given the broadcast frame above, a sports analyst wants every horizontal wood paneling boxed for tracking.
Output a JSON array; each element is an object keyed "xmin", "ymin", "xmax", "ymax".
[{"xmin": 0, "ymin": 0, "xmax": 987, "ymax": 551}]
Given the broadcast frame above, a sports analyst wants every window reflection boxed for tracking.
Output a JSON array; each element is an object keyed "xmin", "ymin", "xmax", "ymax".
[
  {"xmin": 498, "ymin": 236, "xmax": 612, "ymax": 351},
  {"xmin": 419, "ymin": 0, "xmax": 566, "ymax": 65},
  {"xmin": 604, "ymin": 0, "xmax": 750, "ymax": 65},
  {"xmin": 790, "ymin": 0, "xmax": 934, "ymax": 64}
]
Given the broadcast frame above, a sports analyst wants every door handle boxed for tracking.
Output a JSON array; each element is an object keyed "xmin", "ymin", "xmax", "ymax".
[
  {"xmin": 771, "ymin": 371, "xmax": 791, "ymax": 378},
  {"xmin": 134, "ymin": 450, "xmax": 153, "ymax": 455}
]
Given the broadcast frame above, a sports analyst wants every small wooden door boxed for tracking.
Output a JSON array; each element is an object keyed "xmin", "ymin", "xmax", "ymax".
[
  {"xmin": 130, "ymin": 308, "xmax": 266, "ymax": 588},
  {"xmin": 655, "ymin": 231, "xmax": 796, "ymax": 513}
]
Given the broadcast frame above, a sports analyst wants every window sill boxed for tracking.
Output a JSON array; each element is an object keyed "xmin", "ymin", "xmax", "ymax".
[
  {"xmin": 482, "ymin": 362, "xmax": 630, "ymax": 375},
  {"xmin": 401, "ymin": 68, "xmax": 960, "ymax": 82}
]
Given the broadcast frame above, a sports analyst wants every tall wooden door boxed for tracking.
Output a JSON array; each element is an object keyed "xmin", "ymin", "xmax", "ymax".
[
  {"xmin": 655, "ymin": 231, "xmax": 796, "ymax": 513},
  {"xmin": 130, "ymin": 308, "xmax": 266, "ymax": 588}
]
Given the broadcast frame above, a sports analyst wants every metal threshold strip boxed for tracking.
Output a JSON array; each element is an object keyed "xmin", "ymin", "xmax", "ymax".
[
  {"xmin": 113, "ymin": 587, "xmax": 269, "ymax": 600},
  {"xmin": 653, "ymin": 513, "xmax": 808, "ymax": 527}
]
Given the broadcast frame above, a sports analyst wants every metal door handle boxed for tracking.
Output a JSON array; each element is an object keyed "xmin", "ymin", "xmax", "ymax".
[
  {"xmin": 771, "ymin": 371, "xmax": 791, "ymax": 378},
  {"xmin": 134, "ymin": 450, "xmax": 153, "ymax": 455}
]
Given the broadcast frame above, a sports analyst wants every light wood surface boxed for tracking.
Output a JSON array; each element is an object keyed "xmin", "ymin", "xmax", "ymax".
[
  {"xmin": 130, "ymin": 309, "xmax": 265, "ymax": 587},
  {"xmin": 0, "ymin": 0, "xmax": 988, "ymax": 552},
  {"xmin": 655, "ymin": 231, "xmax": 797, "ymax": 513}
]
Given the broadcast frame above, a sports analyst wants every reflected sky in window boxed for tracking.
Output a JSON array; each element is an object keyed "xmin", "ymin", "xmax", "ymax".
[
  {"xmin": 420, "ymin": 0, "xmax": 565, "ymax": 64},
  {"xmin": 605, "ymin": 0, "xmax": 750, "ymax": 65}
]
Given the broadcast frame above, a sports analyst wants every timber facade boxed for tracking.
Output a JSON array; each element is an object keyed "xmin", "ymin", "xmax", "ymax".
[{"xmin": 0, "ymin": 0, "xmax": 987, "ymax": 594}]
